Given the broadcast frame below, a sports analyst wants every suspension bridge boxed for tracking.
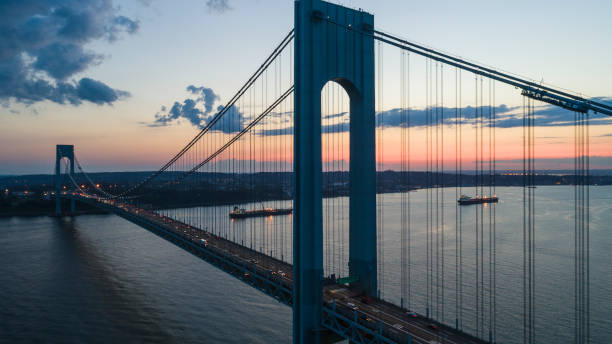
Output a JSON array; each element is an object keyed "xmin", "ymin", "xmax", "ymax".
[{"xmin": 52, "ymin": 1, "xmax": 611, "ymax": 343}]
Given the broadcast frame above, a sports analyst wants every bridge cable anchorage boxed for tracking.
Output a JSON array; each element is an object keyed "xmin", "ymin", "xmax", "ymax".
[{"xmin": 114, "ymin": 30, "xmax": 295, "ymax": 199}]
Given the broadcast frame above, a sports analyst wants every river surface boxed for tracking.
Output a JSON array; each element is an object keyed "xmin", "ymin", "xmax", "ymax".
[{"xmin": 1, "ymin": 186, "xmax": 610, "ymax": 343}]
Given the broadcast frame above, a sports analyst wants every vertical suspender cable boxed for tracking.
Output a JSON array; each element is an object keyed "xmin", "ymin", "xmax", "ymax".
[
  {"xmin": 435, "ymin": 61, "xmax": 440, "ymax": 320},
  {"xmin": 480, "ymin": 76, "xmax": 485, "ymax": 339},
  {"xmin": 574, "ymin": 110, "xmax": 579, "ymax": 344},
  {"xmin": 459, "ymin": 69, "xmax": 463, "ymax": 331},
  {"xmin": 586, "ymin": 110, "xmax": 590, "ymax": 344},
  {"xmin": 475, "ymin": 73, "xmax": 480, "ymax": 336},
  {"xmin": 523, "ymin": 96, "xmax": 527, "ymax": 344},
  {"xmin": 426, "ymin": 57, "xmax": 431, "ymax": 317},
  {"xmin": 492, "ymin": 79, "xmax": 497, "ymax": 343},
  {"xmin": 488, "ymin": 78, "xmax": 493, "ymax": 343},
  {"xmin": 407, "ymin": 51, "xmax": 411, "ymax": 312},
  {"xmin": 441, "ymin": 63, "xmax": 446, "ymax": 323},
  {"xmin": 400, "ymin": 50, "xmax": 406, "ymax": 309},
  {"xmin": 454, "ymin": 66, "xmax": 459, "ymax": 330}
]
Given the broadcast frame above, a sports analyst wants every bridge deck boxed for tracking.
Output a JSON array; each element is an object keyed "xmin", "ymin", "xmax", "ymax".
[{"xmin": 70, "ymin": 194, "xmax": 486, "ymax": 344}]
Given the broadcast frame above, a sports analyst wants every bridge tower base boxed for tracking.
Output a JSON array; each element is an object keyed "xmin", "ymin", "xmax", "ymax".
[
  {"xmin": 55, "ymin": 145, "xmax": 76, "ymax": 215},
  {"xmin": 293, "ymin": 1, "xmax": 376, "ymax": 343}
]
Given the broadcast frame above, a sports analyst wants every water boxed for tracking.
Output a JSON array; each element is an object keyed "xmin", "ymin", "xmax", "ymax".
[
  {"xmin": 1, "ymin": 186, "xmax": 611, "ymax": 343},
  {"xmin": 0, "ymin": 215, "xmax": 291, "ymax": 343}
]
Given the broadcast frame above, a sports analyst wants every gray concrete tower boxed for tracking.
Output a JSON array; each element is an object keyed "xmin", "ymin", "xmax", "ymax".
[
  {"xmin": 293, "ymin": 1, "xmax": 376, "ymax": 342},
  {"xmin": 55, "ymin": 144, "xmax": 75, "ymax": 215}
]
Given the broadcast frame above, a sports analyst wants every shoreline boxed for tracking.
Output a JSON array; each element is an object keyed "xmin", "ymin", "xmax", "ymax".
[
  {"xmin": 3, "ymin": 184, "xmax": 608, "ymax": 218},
  {"xmin": 0, "ymin": 209, "xmax": 108, "ymax": 218}
]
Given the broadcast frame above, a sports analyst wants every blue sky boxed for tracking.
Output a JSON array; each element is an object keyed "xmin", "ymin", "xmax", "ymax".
[{"xmin": 0, "ymin": 0, "xmax": 611, "ymax": 174}]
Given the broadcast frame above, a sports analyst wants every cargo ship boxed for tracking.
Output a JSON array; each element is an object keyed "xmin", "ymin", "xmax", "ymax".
[
  {"xmin": 458, "ymin": 195, "xmax": 499, "ymax": 205},
  {"xmin": 229, "ymin": 206, "xmax": 293, "ymax": 219}
]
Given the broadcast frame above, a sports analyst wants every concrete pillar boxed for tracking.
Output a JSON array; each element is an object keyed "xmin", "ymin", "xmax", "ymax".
[
  {"xmin": 70, "ymin": 156, "xmax": 75, "ymax": 213},
  {"xmin": 55, "ymin": 145, "xmax": 75, "ymax": 216},
  {"xmin": 55, "ymin": 152, "xmax": 61, "ymax": 215},
  {"xmin": 293, "ymin": 1, "xmax": 375, "ymax": 343}
]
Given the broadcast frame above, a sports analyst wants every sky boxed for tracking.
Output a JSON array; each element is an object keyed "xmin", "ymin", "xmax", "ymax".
[{"xmin": 0, "ymin": 0, "xmax": 611, "ymax": 175}]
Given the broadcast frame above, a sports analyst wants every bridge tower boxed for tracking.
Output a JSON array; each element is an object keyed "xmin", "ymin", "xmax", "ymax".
[
  {"xmin": 293, "ymin": 1, "xmax": 376, "ymax": 342},
  {"xmin": 55, "ymin": 144, "xmax": 76, "ymax": 215}
]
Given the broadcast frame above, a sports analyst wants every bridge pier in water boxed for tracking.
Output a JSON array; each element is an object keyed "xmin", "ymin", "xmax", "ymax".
[
  {"xmin": 55, "ymin": 144, "xmax": 75, "ymax": 215},
  {"xmin": 294, "ymin": 1, "xmax": 376, "ymax": 343}
]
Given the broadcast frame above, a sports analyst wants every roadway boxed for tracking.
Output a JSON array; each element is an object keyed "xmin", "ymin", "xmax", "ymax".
[{"xmin": 70, "ymin": 193, "xmax": 486, "ymax": 344}]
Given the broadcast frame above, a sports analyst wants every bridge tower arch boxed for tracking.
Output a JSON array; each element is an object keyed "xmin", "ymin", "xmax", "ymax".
[
  {"xmin": 55, "ymin": 144, "xmax": 76, "ymax": 215},
  {"xmin": 293, "ymin": 1, "xmax": 375, "ymax": 342}
]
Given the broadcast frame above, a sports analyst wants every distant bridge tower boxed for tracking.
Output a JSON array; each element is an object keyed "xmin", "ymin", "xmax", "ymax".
[
  {"xmin": 55, "ymin": 144, "xmax": 75, "ymax": 215},
  {"xmin": 293, "ymin": 0, "xmax": 376, "ymax": 343}
]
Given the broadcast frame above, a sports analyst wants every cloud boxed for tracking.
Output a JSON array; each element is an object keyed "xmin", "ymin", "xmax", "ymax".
[
  {"xmin": 77, "ymin": 77, "xmax": 130, "ymax": 104},
  {"xmin": 213, "ymin": 104, "xmax": 243, "ymax": 133},
  {"xmin": 381, "ymin": 102, "xmax": 612, "ymax": 128},
  {"xmin": 206, "ymin": 0, "xmax": 231, "ymax": 13},
  {"xmin": 153, "ymin": 85, "xmax": 245, "ymax": 133},
  {"xmin": 259, "ymin": 127, "xmax": 293, "ymax": 136},
  {"xmin": 323, "ymin": 111, "xmax": 348, "ymax": 120},
  {"xmin": 187, "ymin": 85, "xmax": 219, "ymax": 115},
  {"xmin": 0, "ymin": 0, "xmax": 138, "ymax": 106},
  {"xmin": 33, "ymin": 42, "xmax": 102, "ymax": 80},
  {"xmin": 257, "ymin": 101, "xmax": 612, "ymax": 136}
]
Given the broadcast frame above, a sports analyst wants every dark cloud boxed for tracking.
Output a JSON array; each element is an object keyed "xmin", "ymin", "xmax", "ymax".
[
  {"xmin": 213, "ymin": 104, "xmax": 243, "ymax": 133},
  {"xmin": 77, "ymin": 78, "xmax": 130, "ymax": 104},
  {"xmin": 112, "ymin": 16, "xmax": 139, "ymax": 36},
  {"xmin": 187, "ymin": 85, "xmax": 219, "ymax": 115},
  {"xmin": 258, "ymin": 101, "xmax": 612, "ymax": 136},
  {"xmin": 323, "ymin": 111, "xmax": 347, "ymax": 120},
  {"xmin": 259, "ymin": 127, "xmax": 293, "ymax": 136},
  {"xmin": 0, "ymin": 0, "xmax": 138, "ymax": 106},
  {"xmin": 153, "ymin": 85, "xmax": 245, "ymax": 133},
  {"xmin": 206, "ymin": 0, "xmax": 231, "ymax": 13},
  {"xmin": 376, "ymin": 104, "xmax": 518, "ymax": 128},
  {"xmin": 154, "ymin": 99, "xmax": 203, "ymax": 128},
  {"xmin": 33, "ymin": 43, "xmax": 102, "ymax": 80},
  {"xmin": 381, "ymin": 102, "xmax": 612, "ymax": 128}
]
